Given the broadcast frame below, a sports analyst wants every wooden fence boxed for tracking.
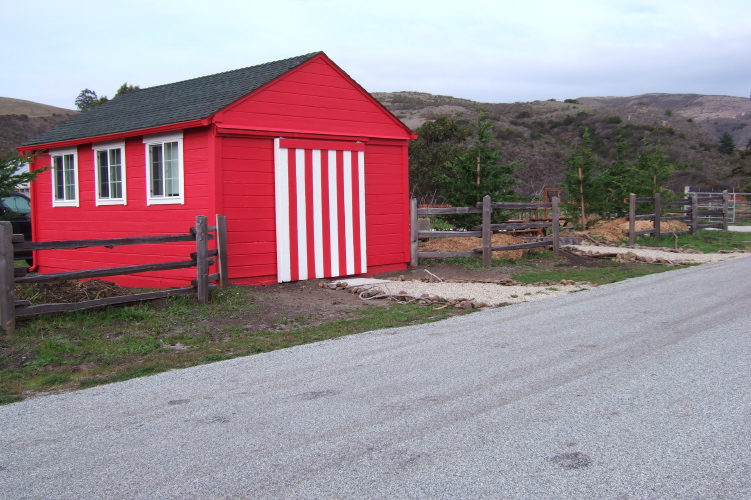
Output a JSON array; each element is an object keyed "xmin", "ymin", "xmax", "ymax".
[
  {"xmin": 1, "ymin": 215, "xmax": 228, "ymax": 335},
  {"xmin": 410, "ymin": 195, "xmax": 561, "ymax": 266},
  {"xmin": 626, "ymin": 192, "xmax": 737, "ymax": 245}
]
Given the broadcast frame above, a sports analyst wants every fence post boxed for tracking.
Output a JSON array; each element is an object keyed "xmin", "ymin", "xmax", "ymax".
[
  {"xmin": 629, "ymin": 193, "xmax": 636, "ymax": 246},
  {"xmin": 722, "ymin": 190, "xmax": 729, "ymax": 232},
  {"xmin": 691, "ymin": 192, "xmax": 699, "ymax": 235},
  {"xmin": 0, "ymin": 222, "xmax": 15, "ymax": 335},
  {"xmin": 654, "ymin": 192, "xmax": 661, "ymax": 241},
  {"xmin": 482, "ymin": 196, "xmax": 492, "ymax": 266},
  {"xmin": 215, "ymin": 214, "xmax": 229, "ymax": 287},
  {"xmin": 410, "ymin": 198, "xmax": 418, "ymax": 267},
  {"xmin": 552, "ymin": 196, "xmax": 560, "ymax": 258},
  {"xmin": 195, "ymin": 216, "xmax": 209, "ymax": 304}
]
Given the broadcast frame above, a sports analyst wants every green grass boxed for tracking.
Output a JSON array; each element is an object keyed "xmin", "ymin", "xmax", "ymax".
[
  {"xmin": 441, "ymin": 250, "xmax": 554, "ymax": 269},
  {"xmin": 511, "ymin": 262, "xmax": 685, "ymax": 285},
  {"xmin": 1, "ymin": 287, "xmax": 467, "ymax": 404},
  {"xmin": 635, "ymin": 229, "xmax": 751, "ymax": 253}
]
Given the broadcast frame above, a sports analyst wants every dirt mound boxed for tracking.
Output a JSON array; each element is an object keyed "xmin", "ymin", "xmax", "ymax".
[
  {"xmin": 419, "ymin": 234, "xmax": 533, "ymax": 259},
  {"xmin": 585, "ymin": 218, "xmax": 689, "ymax": 242},
  {"xmin": 15, "ymin": 279, "xmax": 133, "ymax": 304}
]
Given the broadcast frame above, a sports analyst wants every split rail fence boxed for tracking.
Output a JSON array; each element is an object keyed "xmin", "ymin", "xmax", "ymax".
[
  {"xmin": 410, "ymin": 195, "xmax": 560, "ymax": 266},
  {"xmin": 1, "ymin": 215, "xmax": 228, "ymax": 335},
  {"xmin": 626, "ymin": 191, "xmax": 744, "ymax": 245}
]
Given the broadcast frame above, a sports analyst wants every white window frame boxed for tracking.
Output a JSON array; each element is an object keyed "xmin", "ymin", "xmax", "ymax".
[
  {"xmin": 50, "ymin": 147, "xmax": 79, "ymax": 207},
  {"xmin": 143, "ymin": 131, "xmax": 185, "ymax": 206},
  {"xmin": 92, "ymin": 140, "xmax": 127, "ymax": 206}
]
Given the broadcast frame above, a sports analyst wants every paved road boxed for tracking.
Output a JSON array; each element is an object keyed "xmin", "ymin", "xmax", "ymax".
[{"xmin": 3, "ymin": 258, "xmax": 751, "ymax": 499}]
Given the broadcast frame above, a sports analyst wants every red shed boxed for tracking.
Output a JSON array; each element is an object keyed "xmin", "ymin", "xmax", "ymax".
[{"xmin": 19, "ymin": 52, "xmax": 416, "ymax": 287}]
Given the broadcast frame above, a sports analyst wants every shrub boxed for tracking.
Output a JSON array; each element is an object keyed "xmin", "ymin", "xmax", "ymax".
[{"xmin": 604, "ymin": 116, "xmax": 622, "ymax": 125}]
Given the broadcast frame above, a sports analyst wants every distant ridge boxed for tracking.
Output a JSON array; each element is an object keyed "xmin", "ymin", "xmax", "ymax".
[
  {"xmin": 0, "ymin": 97, "xmax": 78, "ymax": 154},
  {"xmin": 0, "ymin": 97, "xmax": 77, "ymax": 118}
]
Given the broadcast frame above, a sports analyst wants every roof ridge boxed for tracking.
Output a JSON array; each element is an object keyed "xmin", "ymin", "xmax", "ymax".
[{"xmin": 140, "ymin": 51, "xmax": 324, "ymax": 92}]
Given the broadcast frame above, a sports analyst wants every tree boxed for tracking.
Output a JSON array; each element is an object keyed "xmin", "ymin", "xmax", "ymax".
[
  {"xmin": 594, "ymin": 137, "xmax": 633, "ymax": 217},
  {"xmin": 434, "ymin": 112, "xmax": 521, "ymax": 229},
  {"xmin": 632, "ymin": 143, "xmax": 675, "ymax": 197},
  {"xmin": 408, "ymin": 116, "xmax": 470, "ymax": 202},
  {"xmin": 115, "ymin": 82, "xmax": 140, "ymax": 97},
  {"xmin": 562, "ymin": 129, "xmax": 601, "ymax": 228},
  {"xmin": 719, "ymin": 132, "xmax": 736, "ymax": 155},
  {"xmin": 75, "ymin": 89, "xmax": 108, "ymax": 112},
  {"xmin": 0, "ymin": 152, "xmax": 44, "ymax": 199}
]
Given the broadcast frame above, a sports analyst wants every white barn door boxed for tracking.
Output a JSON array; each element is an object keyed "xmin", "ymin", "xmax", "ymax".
[{"xmin": 274, "ymin": 138, "xmax": 367, "ymax": 283}]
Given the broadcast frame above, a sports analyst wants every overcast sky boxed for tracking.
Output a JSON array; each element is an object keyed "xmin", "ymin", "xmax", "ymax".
[{"xmin": 2, "ymin": 0, "xmax": 749, "ymax": 110}]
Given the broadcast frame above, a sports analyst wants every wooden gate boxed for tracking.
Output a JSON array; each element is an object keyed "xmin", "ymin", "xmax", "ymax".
[{"xmin": 274, "ymin": 138, "xmax": 367, "ymax": 283}]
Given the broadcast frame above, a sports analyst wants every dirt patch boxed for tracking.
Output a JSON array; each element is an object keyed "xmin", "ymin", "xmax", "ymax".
[
  {"xmin": 573, "ymin": 218, "xmax": 689, "ymax": 243},
  {"xmin": 15, "ymin": 279, "xmax": 133, "ymax": 304},
  {"xmin": 418, "ymin": 233, "xmax": 540, "ymax": 259}
]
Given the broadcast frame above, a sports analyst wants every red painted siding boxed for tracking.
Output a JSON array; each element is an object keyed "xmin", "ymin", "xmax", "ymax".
[
  {"xmin": 220, "ymin": 136, "xmax": 278, "ymax": 284},
  {"xmin": 31, "ymin": 128, "xmax": 218, "ymax": 288},
  {"xmin": 217, "ymin": 58, "xmax": 409, "ymax": 140}
]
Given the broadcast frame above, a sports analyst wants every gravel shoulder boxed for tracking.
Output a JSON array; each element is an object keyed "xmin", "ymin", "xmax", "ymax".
[
  {"xmin": 360, "ymin": 246, "xmax": 751, "ymax": 306},
  {"xmin": 565, "ymin": 244, "xmax": 751, "ymax": 264},
  {"xmin": 363, "ymin": 280, "xmax": 592, "ymax": 307}
]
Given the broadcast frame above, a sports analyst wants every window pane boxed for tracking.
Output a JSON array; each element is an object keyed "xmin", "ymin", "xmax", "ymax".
[
  {"xmin": 98, "ymin": 150, "xmax": 110, "ymax": 198},
  {"xmin": 164, "ymin": 142, "xmax": 179, "ymax": 197},
  {"xmin": 150, "ymin": 145, "xmax": 163, "ymax": 196},
  {"xmin": 63, "ymin": 154, "xmax": 75, "ymax": 200},
  {"xmin": 109, "ymin": 149, "xmax": 122, "ymax": 199},
  {"xmin": 54, "ymin": 156, "xmax": 64, "ymax": 200}
]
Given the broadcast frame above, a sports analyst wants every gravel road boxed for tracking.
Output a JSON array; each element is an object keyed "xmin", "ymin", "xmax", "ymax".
[{"xmin": 2, "ymin": 257, "xmax": 750, "ymax": 499}]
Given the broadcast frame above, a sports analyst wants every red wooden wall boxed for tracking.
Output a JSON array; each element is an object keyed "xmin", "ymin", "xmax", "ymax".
[{"xmin": 30, "ymin": 128, "xmax": 217, "ymax": 288}]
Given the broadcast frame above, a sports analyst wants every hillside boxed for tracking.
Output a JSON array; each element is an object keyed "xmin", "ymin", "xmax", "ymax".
[
  {"xmin": 0, "ymin": 97, "xmax": 77, "ymax": 155},
  {"xmin": 2, "ymin": 93, "xmax": 749, "ymax": 198},
  {"xmin": 373, "ymin": 91, "xmax": 751, "ymax": 198}
]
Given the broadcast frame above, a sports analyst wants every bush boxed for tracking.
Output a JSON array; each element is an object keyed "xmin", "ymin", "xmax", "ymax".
[{"xmin": 604, "ymin": 116, "xmax": 623, "ymax": 125}]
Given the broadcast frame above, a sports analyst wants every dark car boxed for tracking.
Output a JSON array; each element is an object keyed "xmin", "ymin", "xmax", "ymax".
[{"xmin": 1, "ymin": 192, "xmax": 32, "ymax": 264}]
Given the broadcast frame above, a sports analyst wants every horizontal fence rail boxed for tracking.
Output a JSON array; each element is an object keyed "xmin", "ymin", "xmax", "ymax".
[
  {"xmin": 410, "ymin": 196, "xmax": 560, "ymax": 266},
  {"xmin": 1, "ymin": 215, "xmax": 228, "ymax": 335}
]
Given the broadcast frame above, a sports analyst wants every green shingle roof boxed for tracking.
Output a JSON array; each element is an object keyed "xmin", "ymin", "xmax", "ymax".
[{"xmin": 23, "ymin": 52, "xmax": 321, "ymax": 147}]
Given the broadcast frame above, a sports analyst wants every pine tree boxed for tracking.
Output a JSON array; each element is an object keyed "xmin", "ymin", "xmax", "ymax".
[
  {"xmin": 408, "ymin": 116, "xmax": 470, "ymax": 202},
  {"xmin": 633, "ymin": 143, "xmax": 675, "ymax": 197},
  {"xmin": 594, "ymin": 137, "xmax": 633, "ymax": 217},
  {"xmin": 434, "ymin": 112, "xmax": 521, "ymax": 229},
  {"xmin": 562, "ymin": 129, "xmax": 601, "ymax": 228},
  {"xmin": 719, "ymin": 132, "xmax": 736, "ymax": 155}
]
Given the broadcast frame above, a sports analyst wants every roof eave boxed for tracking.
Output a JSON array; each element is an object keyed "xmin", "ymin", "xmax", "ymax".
[{"xmin": 17, "ymin": 118, "xmax": 211, "ymax": 153}]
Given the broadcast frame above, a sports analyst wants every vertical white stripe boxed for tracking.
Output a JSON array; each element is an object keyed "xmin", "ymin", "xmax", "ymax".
[
  {"xmin": 273, "ymin": 139, "xmax": 291, "ymax": 283},
  {"xmin": 343, "ymin": 151, "xmax": 354, "ymax": 275},
  {"xmin": 328, "ymin": 150, "xmax": 339, "ymax": 276},
  {"xmin": 296, "ymin": 149, "xmax": 307, "ymax": 280},
  {"xmin": 358, "ymin": 150, "xmax": 367, "ymax": 271},
  {"xmin": 312, "ymin": 150, "xmax": 324, "ymax": 278}
]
